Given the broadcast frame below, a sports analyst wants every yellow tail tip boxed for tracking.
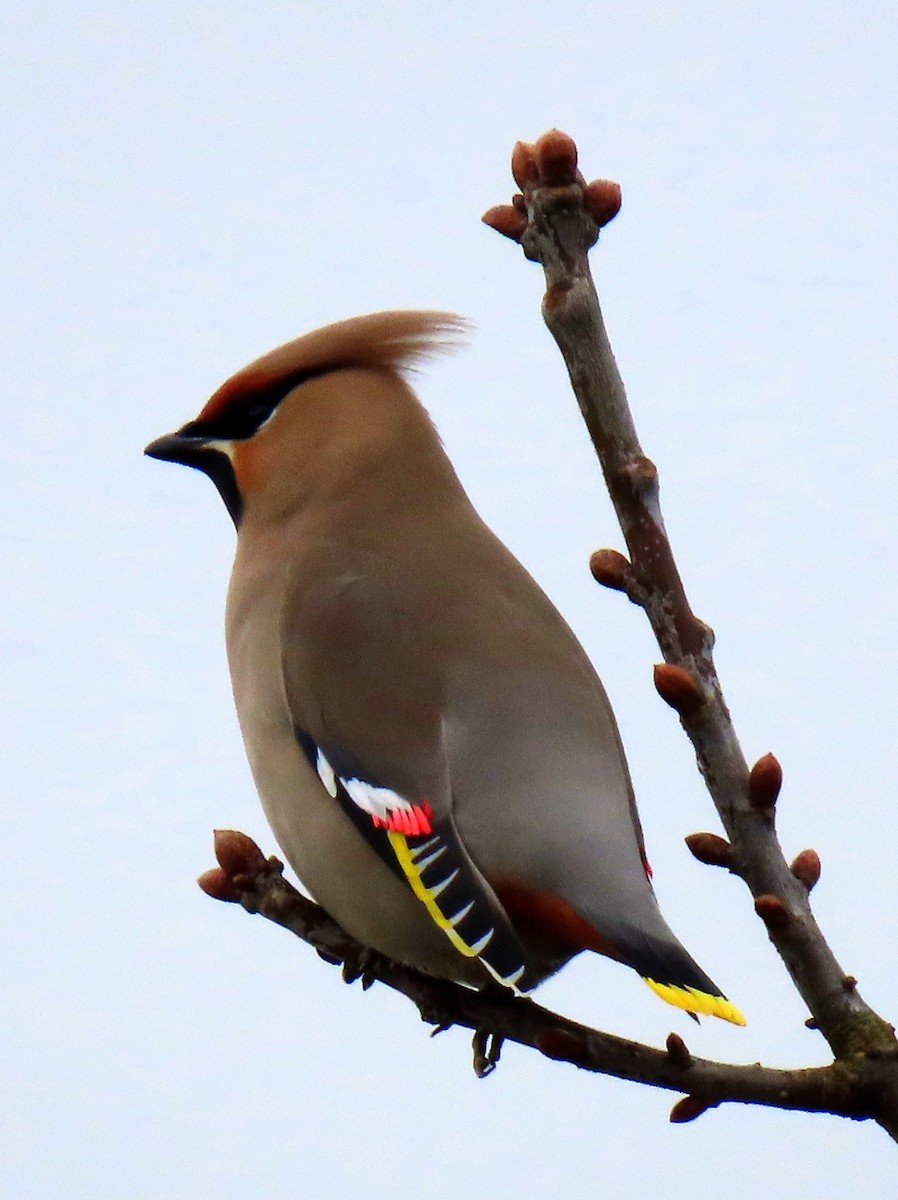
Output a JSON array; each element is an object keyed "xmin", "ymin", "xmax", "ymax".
[{"xmin": 643, "ymin": 978, "xmax": 746, "ymax": 1026}]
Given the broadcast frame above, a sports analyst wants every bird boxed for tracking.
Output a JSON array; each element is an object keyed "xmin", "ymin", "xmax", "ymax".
[{"xmin": 145, "ymin": 310, "xmax": 744, "ymax": 1025}]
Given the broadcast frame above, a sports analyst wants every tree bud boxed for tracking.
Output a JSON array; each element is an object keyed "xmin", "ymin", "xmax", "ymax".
[
  {"xmin": 749, "ymin": 752, "xmax": 782, "ymax": 809},
  {"xmin": 213, "ymin": 828, "xmax": 266, "ymax": 877},
  {"xmin": 669, "ymin": 1095, "xmax": 710, "ymax": 1123},
  {"xmin": 754, "ymin": 894, "xmax": 789, "ymax": 930},
  {"xmin": 588, "ymin": 548, "xmax": 631, "ymax": 591},
  {"xmin": 790, "ymin": 849, "xmax": 821, "ymax": 891},
  {"xmin": 685, "ymin": 832, "xmax": 733, "ymax": 868},
  {"xmin": 534, "ymin": 128, "xmax": 578, "ymax": 186},
  {"xmin": 583, "ymin": 179, "xmax": 622, "ymax": 226},
  {"xmin": 482, "ymin": 205, "xmax": 527, "ymax": 241},
  {"xmin": 511, "ymin": 141, "xmax": 538, "ymax": 188},
  {"xmin": 653, "ymin": 663, "xmax": 706, "ymax": 714}
]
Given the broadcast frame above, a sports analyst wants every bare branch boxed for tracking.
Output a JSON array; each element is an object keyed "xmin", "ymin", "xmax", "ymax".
[
  {"xmin": 480, "ymin": 128, "xmax": 898, "ymax": 1132},
  {"xmin": 200, "ymin": 830, "xmax": 895, "ymax": 1126}
]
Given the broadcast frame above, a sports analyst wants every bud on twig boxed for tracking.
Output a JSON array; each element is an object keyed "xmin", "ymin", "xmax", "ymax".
[
  {"xmin": 666, "ymin": 1032, "xmax": 692, "ymax": 1066},
  {"xmin": 654, "ymin": 663, "xmax": 706, "ymax": 714},
  {"xmin": 589, "ymin": 548, "xmax": 631, "ymax": 591},
  {"xmin": 685, "ymin": 832, "xmax": 733, "ymax": 869},
  {"xmin": 755, "ymin": 894, "xmax": 790, "ymax": 931},
  {"xmin": 213, "ymin": 829, "xmax": 267, "ymax": 877},
  {"xmin": 583, "ymin": 179, "xmax": 622, "ymax": 227},
  {"xmin": 622, "ymin": 455, "xmax": 658, "ymax": 489},
  {"xmin": 749, "ymin": 753, "xmax": 782, "ymax": 810},
  {"xmin": 534, "ymin": 128, "xmax": 578, "ymax": 186},
  {"xmin": 790, "ymin": 849, "xmax": 822, "ymax": 892},
  {"xmin": 482, "ymin": 205, "xmax": 528, "ymax": 242},
  {"xmin": 669, "ymin": 1095, "xmax": 710, "ymax": 1124},
  {"xmin": 511, "ymin": 141, "xmax": 538, "ymax": 188},
  {"xmin": 197, "ymin": 866, "xmax": 242, "ymax": 903}
]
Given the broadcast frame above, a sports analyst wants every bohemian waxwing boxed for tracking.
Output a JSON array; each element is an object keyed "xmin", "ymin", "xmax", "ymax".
[{"xmin": 146, "ymin": 310, "xmax": 744, "ymax": 1025}]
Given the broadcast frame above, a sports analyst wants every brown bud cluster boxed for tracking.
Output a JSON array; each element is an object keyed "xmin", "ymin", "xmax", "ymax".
[{"xmin": 496, "ymin": 132, "xmax": 621, "ymax": 242}]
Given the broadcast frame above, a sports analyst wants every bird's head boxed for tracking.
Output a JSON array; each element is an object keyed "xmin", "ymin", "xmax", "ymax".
[{"xmin": 145, "ymin": 310, "xmax": 467, "ymax": 528}]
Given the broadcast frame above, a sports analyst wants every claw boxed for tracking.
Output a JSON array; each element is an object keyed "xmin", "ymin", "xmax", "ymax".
[
  {"xmin": 341, "ymin": 946, "xmax": 378, "ymax": 985},
  {"xmin": 472, "ymin": 1029, "xmax": 504, "ymax": 1078}
]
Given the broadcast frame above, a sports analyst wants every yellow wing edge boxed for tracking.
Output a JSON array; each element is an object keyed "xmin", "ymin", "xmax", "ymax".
[
  {"xmin": 388, "ymin": 830, "xmax": 480, "ymax": 959},
  {"xmin": 643, "ymin": 978, "xmax": 746, "ymax": 1026}
]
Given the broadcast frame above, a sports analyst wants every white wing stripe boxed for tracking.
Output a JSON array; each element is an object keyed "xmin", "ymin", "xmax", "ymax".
[
  {"xmin": 469, "ymin": 929, "xmax": 495, "ymax": 955},
  {"xmin": 448, "ymin": 900, "xmax": 475, "ymax": 927},
  {"xmin": 427, "ymin": 868, "xmax": 460, "ymax": 898},
  {"xmin": 413, "ymin": 845, "xmax": 447, "ymax": 871},
  {"xmin": 341, "ymin": 773, "xmax": 415, "ymax": 820},
  {"xmin": 315, "ymin": 751, "xmax": 338, "ymax": 798},
  {"xmin": 409, "ymin": 836, "xmax": 441, "ymax": 860}
]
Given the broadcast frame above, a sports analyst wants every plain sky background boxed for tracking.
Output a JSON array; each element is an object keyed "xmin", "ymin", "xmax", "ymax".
[{"xmin": 3, "ymin": 3, "xmax": 897, "ymax": 1196}]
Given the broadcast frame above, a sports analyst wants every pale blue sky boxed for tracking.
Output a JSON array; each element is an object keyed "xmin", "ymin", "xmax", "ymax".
[{"xmin": 3, "ymin": 3, "xmax": 897, "ymax": 1196}]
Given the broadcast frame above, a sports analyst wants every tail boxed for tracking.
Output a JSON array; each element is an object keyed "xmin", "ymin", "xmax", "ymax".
[
  {"xmin": 619, "ymin": 926, "xmax": 745, "ymax": 1026},
  {"xmin": 642, "ymin": 977, "xmax": 745, "ymax": 1025}
]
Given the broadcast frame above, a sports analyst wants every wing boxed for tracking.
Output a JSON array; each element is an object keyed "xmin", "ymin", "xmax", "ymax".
[
  {"xmin": 292, "ymin": 726, "xmax": 533, "ymax": 990},
  {"xmin": 278, "ymin": 546, "xmax": 533, "ymax": 989}
]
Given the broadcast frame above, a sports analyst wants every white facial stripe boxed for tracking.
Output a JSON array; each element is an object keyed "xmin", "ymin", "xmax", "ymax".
[{"xmin": 203, "ymin": 439, "xmax": 237, "ymax": 461}]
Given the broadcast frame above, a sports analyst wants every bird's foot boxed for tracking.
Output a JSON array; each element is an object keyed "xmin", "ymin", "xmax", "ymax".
[
  {"xmin": 340, "ymin": 945, "xmax": 381, "ymax": 990},
  {"xmin": 472, "ymin": 1029, "xmax": 504, "ymax": 1078}
]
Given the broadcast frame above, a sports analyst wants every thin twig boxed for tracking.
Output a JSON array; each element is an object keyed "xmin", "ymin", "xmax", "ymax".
[{"xmin": 484, "ymin": 128, "xmax": 897, "ymax": 1129}]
